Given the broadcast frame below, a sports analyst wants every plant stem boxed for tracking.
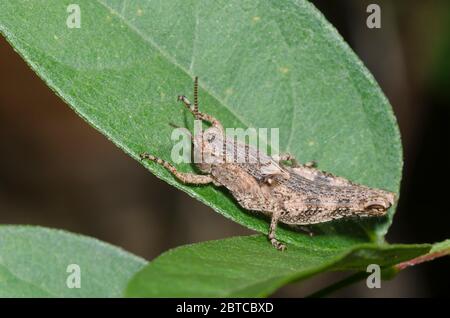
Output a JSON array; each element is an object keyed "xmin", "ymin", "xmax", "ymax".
[
  {"xmin": 395, "ymin": 249, "xmax": 450, "ymax": 270},
  {"xmin": 307, "ymin": 246, "xmax": 450, "ymax": 297}
]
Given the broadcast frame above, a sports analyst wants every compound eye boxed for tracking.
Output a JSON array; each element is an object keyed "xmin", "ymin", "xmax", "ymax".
[{"xmin": 207, "ymin": 134, "xmax": 216, "ymax": 143}]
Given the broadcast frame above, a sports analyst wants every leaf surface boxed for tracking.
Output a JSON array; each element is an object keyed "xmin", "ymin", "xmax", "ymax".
[
  {"xmin": 0, "ymin": 226, "xmax": 146, "ymax": 297},
  {"xmin": 125, "ymin": 235, "xmax": 430, "ymax": 297},
  {"xmin": 0, "ymin": 0, "xmax": 402, "ymax": 246}
]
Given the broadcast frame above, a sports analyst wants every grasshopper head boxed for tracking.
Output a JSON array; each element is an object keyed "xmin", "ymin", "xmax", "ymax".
[{"xmin": 193, "ymin": 126, "xmax": 225, "ymax": 164}]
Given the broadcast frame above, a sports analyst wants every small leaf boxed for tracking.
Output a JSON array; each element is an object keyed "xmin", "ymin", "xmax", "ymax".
[
  {"xmin": 430, "ymin": 239, "xmax": 450, "ymax": 253},
  {"xmin": 125, "ymin": 235, "xmax": 430, "ymax": 297},
  {"xmin": 0, "ymin": 0, "xmax": 402, "ymax": 246},
  {"xmin": 0, "ymin": 226, "xmax": 146, "ymax": 297}
]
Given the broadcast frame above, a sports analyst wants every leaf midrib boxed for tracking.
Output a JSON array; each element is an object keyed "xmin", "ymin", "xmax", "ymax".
[{"xmin": 0, "ymin": 264, "xmax": 55, "ymax": 297}]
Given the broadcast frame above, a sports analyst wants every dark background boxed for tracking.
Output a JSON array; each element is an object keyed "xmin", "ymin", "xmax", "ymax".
[{"xmin": 0, "ymin": 0, "xmax": 448, "ymax": 297}]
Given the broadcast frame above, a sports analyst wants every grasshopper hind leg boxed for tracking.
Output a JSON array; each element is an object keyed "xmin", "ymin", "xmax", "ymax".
[{"xmin": 268, "ymin": 213, "xmax": 286, "ymax": 251}]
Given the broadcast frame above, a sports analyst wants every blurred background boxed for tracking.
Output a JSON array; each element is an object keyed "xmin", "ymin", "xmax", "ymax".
[{"xmin": 0, "ymin": 0, "xmax": 448, "ymax": 297}]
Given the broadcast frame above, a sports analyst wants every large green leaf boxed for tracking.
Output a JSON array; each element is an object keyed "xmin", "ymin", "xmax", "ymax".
[
  {"xmin": 0, "ymin": 226, "xmax": 146, "ymax": 297},
  {"xmin": 0, "ymin": 0, "xmax": 401, "ymax": 247},
  {"xmin": 125, "ymin": 235, "xmax": 430, "ymax": 297}
]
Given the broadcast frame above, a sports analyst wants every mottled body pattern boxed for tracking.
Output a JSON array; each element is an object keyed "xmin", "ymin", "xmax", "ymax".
[{"xmin": 141, "ymin": 77, "xmax": 395, "ymax": 250}]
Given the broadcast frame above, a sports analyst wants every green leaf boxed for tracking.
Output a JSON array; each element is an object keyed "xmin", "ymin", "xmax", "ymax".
[
  {"xmin": 0, "ymin": 0, "xmax": 401, "ymax": 246},
  {"xmin": 430, "ymin": 239, "xmax": 450, "ymax": 253},
  {"xmin": 0, "ymin": 226, "xmax": 146, "ymax": 297},
  {"xmin": 125, "ymin": 235, "xmax": 430, "ymax": 297}
]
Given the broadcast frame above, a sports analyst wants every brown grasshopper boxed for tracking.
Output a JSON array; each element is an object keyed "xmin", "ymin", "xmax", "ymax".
[{"xmin": 140, "ymin": 77, "xmax": 395, "ymax": 250}]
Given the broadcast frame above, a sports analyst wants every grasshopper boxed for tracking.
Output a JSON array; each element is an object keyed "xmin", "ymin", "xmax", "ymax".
[{"xmin": 140, "ymin": 77, "xmax": 395, "ymax": 250}]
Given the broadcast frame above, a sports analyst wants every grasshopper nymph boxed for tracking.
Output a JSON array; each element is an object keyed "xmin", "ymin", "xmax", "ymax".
[{"xmin": 140, "ymin": 77, "xmax": 395, "ymax": 250}]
